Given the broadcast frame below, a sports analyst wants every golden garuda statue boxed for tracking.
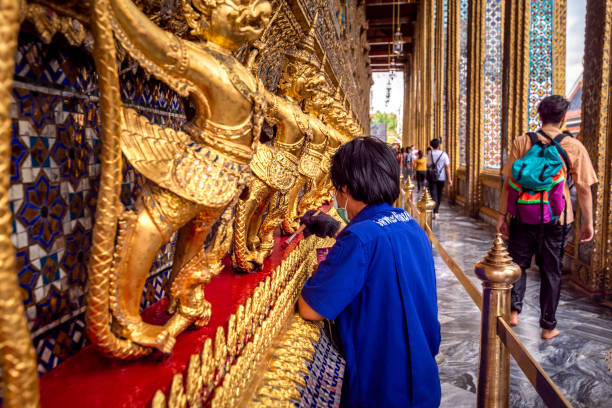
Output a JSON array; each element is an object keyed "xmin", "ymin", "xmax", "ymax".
[
  {"xmin": 232, "ymin": 13, "xmax": 329, "ymax": 272},
  {"xmin": 87, "ymin": 0, "xmax": 273, "ymax": 358},
  {"xmin": 87, "ymin": 0, "xmax": 357, "ymax": 358}
]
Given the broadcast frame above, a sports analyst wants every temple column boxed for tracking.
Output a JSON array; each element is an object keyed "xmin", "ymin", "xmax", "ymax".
[
  {"xmin": 424, "ymin": 0, "xmax": 435, "ymax": 148},
  {"xmin": 553, "ymin": 0, "xmax": 567, "ymax": 96},
  {"xmin": 402, "ymin": 62, "xmax": 410, "ymax": 146},
  {"xmin": 415, "ymin": 9, "xmax": 423, "ymax": 150},
  {"xmin": 501, "ymin": 0, "xmax": 530, "ymax": 169},
  {"xmin": 574, "ymin": 0, "xmax": 612, "ymax": 298},
  {"xmin": 464, "ymin": 0, "xmax": 486, "ymax": 216},
  {"xmin": 416, "ymin": 11, "xmax": 425, "ymax": 151},
  {"xmin": 446, "ymin": 0, "xmax": 460, "ymax": 201},
  {"xmin": 434, "ymin": 0, "xmax": 445, "ymax": 145}
]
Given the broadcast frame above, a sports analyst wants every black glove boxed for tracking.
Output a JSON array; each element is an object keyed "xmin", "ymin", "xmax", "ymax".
[{"xmin": 300, "ymin": 210, "xmax": 341, "ymax": 238}]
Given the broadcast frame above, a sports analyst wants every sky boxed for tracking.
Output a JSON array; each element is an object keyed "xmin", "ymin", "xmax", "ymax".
[
  {"xmin": 566, "ymin": 0, "xmax": 586, "ymax": 95},
  {"xmin": 370, "ymin": 1, "xmax": 587, "ymax": 132},
  {"xmin": 370, "ymin": 71, "xmax": 404, "ymax": 137}
]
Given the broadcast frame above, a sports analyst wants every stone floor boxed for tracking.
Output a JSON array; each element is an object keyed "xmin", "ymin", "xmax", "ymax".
[{"xmin": 431, "ymin": 201, "xmax": 612, "ymax": 407}]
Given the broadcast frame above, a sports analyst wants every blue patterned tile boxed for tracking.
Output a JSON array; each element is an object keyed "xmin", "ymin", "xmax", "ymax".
[
  {"xmin": 30, "ymin": 136, "xmax": 51, "ymax": 168},
  {"xmin": 35, "ymin": 283, "xmax": 70, "ymax": 330},
  {"xmin": 16, "ymin": 249, "xmax": 39, "ymax": 308},
  {"xmin": 68, "ymin": 191, "xmax": 84, "ymax": 220},
  {"xmin": 40, "ymin": 253, "xmax": 60, "ymax": 285},
  {"xmin": 62, "ymin": 222, "xmax": 91, "ymax": 291},
  {"xmin": 17, "ymin": 172, "xmax": 66, "ymax": 250},
  {"xmin": 11, "ymin": 122, "xmax": 28, "ymax": 182},
  {"xmin": 13, "ymin": 88, "xmax": 58, "ymax": 132},
  {"xmin": 52, "ymin": 114, "xmax": 90, "ymax": 189}
]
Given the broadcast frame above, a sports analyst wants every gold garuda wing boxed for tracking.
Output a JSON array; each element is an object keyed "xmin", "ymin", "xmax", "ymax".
[{"xmin": 120, "ymin": 108, "xmax": 246, "ymax": 208}]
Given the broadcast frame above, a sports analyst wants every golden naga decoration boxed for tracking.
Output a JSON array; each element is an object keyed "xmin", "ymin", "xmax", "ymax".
[
  {"xmin": 0, "ymin": 0, "xmax": 40, "ymax": 406},
  {"xmin": 232, "ymin": 11, "xmax": 328, "ymax": 271},
  {"xmin": 86, "ymin": 0, "xmax": 272, "ymax": 357}
]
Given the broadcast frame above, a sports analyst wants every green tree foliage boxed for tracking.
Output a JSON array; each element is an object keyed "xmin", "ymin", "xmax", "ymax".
[{"xmin": 370, "ymin": 111, "xmax": 397, "ymax": 134}]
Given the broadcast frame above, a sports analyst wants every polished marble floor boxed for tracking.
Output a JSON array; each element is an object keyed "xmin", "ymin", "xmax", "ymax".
[{"xmin": 431, "ymin": 201, "xmax": 612, "ymax": 408}]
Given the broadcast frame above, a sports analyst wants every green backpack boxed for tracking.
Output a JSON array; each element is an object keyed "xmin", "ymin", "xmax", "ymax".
[
  {"xmin": 512, "ymin": 132, "xmax": 565, "ymax": 191},
  {"xmin": 508, "ymin": 131, "xmax": 570, "ymax": 225}
]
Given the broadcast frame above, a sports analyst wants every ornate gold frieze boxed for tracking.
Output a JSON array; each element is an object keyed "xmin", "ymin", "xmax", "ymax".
[
  {"xmin": 21, "ymin": 2, "xmax": 92, "ymax": 47},
  {"xmin": 150, "ymin": 233, "xmax": 333, "ymax": 407}
]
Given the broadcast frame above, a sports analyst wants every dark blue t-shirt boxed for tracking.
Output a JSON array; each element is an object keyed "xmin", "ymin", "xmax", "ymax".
[{"xmin": 301, "ymin": 203, "xmax": 441, "ymax": 407}]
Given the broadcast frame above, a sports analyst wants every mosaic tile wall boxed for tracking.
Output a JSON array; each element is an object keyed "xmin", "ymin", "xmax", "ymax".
[
  {"xmin": 482, "ymin": 0, "xmax": 503, "ymax": 168},
  {"xmin": 528, "ymin": 0, "xmax": 554, "ymax": 130},
  {"xmin": 458, "ymin": 0, "xmax": 469, "ymax": 166},
  {"xmin": 299, "ymin": 331, "xmax": 345, "ymax": 408},
  {"xmin": 10, "ymin": 32, "xmax": 184, "ymax": 375}
]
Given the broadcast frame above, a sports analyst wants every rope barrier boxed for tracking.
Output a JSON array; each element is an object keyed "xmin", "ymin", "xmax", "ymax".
[
  {"xmin": 424, "ymin": 225, "xmax": 483, "ymax": 310},
  {"xmin": 497, "ymin": 318, "xmax": 573, "ymax": 407}
]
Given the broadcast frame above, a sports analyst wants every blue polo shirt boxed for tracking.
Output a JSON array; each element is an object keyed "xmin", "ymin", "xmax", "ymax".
[{"xmin": 301, "ymin": 203, "xmax": 441, "ymax": 407}]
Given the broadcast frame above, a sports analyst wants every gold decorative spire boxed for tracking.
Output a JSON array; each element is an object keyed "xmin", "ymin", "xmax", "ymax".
[
  {"xmin": 334, "ymin": 77, "xmax": 343, "ymax": 100},
  {"xmin": 302, "ymin": 9, "xmax": 319, "ymax": 55},
  {"xmin": 319, "ymin": 50, "xmax": 327, "ymax": 72},
  {"xmin": 474, "ymin": 233, "xmax": 522, "ymax": 284}
]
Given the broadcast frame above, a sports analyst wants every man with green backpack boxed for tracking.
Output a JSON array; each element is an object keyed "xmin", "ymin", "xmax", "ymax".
[{"xmin": 497, "ymin": 95, "xmax": 598, "ymax": 340}]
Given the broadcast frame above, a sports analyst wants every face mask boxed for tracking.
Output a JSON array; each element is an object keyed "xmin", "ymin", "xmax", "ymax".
[{"xmin": 334, "ymin": 194, "xmax": 350, "ymax": 224}]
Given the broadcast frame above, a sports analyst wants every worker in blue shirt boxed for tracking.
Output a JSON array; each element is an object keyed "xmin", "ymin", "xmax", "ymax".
[{"xmin": 298, "ymin": 137, "xmax": 441, "ymax": 407}]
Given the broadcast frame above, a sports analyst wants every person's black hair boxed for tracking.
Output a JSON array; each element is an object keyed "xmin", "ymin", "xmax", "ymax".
[
  {"xmin": 537, "ymin": 95, "xmax": 570, "ymax": 124},
  {"xmin": 330, "ymin": 137, "xmax": 399, "ymax": 205},
  {"xmin": 418, "ymin": 150, "xmax": 423, "ymax": 159},
  {"xmin": 430, "ymin": 138, "xmax": 441, "ymax": 149}
]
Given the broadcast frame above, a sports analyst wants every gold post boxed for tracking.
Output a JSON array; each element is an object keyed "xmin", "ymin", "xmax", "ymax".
[
  {"xmin": 395, "ymin": 178, "xmax": 404, "ymax": 208},
  {"xmin": 474, "ymin": 234, "xmax": 521, "ymax": 408},
  {"xmin": 404, "ymin": 175, "xmax": 415, "ymax": 215},
  {"xmin": 417, "ymin": 189, "xmax": 435, "ymax": 230}
]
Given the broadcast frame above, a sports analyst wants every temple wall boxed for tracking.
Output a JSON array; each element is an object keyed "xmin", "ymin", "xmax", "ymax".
[{"xmin": 10, "ymin": 30, "xmax": 182, "ymax": 374}]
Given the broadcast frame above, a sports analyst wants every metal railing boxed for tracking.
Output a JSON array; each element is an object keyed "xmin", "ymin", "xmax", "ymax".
[{"xmin": 400, "ymin": 176, "xmax": 573, "ymax": 408}]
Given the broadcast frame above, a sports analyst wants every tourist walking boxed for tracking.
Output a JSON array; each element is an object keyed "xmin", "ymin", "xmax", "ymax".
[
  {"xmin": 427, "ymin": 138, "xmax": 452, "ymax": 218},
  {"xmin": 298, "ymin": 137, "xmax": 441, "ymax": 408},
  {"xmin": 414, "ymin": 150, "xmax": 427, "ymax": 192},
  {"xmin": 497, "ymin": 95, "xmax": 597, "ymax": 339},
  {"xmin": 402, "ymin": 146, "xmax": 413, "ymax": 180}
]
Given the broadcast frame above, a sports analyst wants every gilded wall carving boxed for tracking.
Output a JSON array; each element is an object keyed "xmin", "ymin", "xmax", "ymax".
[{"xmin": 0, "ymin": 0, "xmax": 368, "ymax": 399}]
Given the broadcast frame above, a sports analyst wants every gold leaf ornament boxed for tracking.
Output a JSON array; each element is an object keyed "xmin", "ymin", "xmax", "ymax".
[{"xmin": 182, "ymin": 0, "xmax": 216, "ymax": 38}]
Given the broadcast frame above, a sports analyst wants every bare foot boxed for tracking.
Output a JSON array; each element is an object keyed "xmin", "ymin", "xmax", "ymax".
[
  {"xmin": 509, "ymin": 311, "xmax": 519, "ymax": 327},
  {"xmin": 541, "ymin": 328, "xmax": 560, "ymax": 339}
]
